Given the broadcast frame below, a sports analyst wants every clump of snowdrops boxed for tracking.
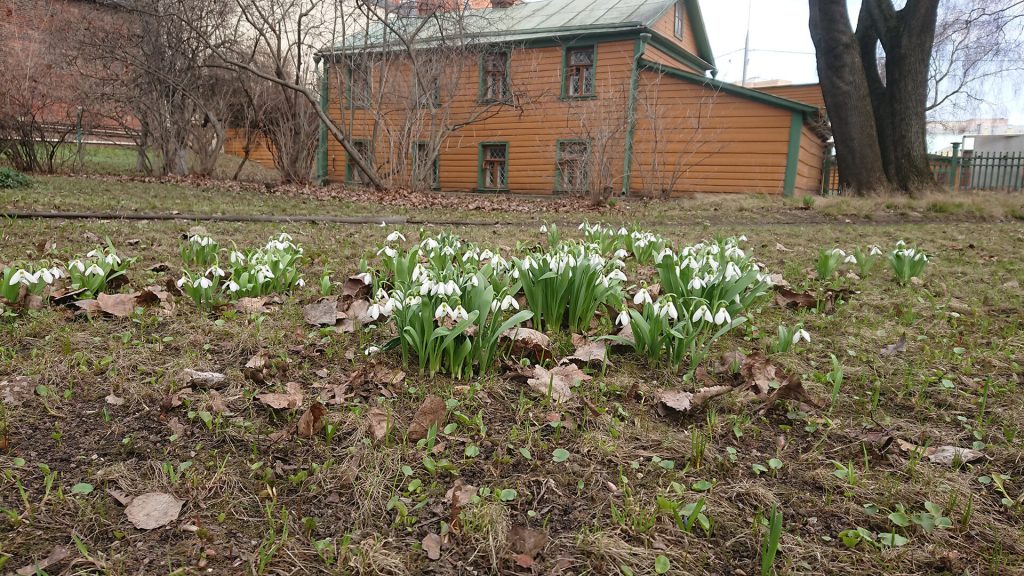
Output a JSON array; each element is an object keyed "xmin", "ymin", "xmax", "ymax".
[
  {"xmin": 1, "ymin": 262, "xmax": 64, "ymax": 303},
  {"xmin": 889, "ymin": 240, "xmax": 928, "ymax": 285},
  {"xmin": 67, "ymin": 245, "xmax": 135, "ymax": 298}
]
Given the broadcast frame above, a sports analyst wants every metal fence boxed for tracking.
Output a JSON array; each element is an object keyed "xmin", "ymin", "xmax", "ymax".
[{"xmin": 821, "ymin": 147, "xmax": 1024, "ymax": 194}]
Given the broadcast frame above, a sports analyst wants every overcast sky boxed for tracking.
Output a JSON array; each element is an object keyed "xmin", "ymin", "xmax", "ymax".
[{"xmin": 698, "ymin": 0, "xmax": 1023, "ymax": 123}]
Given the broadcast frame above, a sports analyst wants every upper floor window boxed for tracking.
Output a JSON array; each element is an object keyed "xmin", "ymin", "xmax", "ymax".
[
  {"xmin": 481, "ymin": 51, "xmax": 510, "ymax": 102},
  {"xmin": 674, "ymin": 0, "xmax": 684, "ymax": 39},
  {"xmin": 564, "ymin": 46, "xmax": 596, "ymax": 98}
]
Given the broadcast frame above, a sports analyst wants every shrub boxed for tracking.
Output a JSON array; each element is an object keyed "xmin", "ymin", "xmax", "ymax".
[{"xmin": 0, "ymin": 167, "xmax": 30, "ymax": 189}]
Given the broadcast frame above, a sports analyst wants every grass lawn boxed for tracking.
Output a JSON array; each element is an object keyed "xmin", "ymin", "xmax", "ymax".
[{"xmin": 1, "ymin": 177, "xmax": 1023, "ymax": 575}]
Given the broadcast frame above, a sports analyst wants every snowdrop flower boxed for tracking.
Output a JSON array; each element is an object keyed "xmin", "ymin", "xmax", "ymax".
[
  {"xmin": 9, "ymin": 269, "xmax": 35, "ymax": 286},
  {"xmin": 539, "ymin": 224, "xmax": 548, "ymax": 233},
  {"xmin": 434, "ymin": 302, "xmax": 453, "ymax": 320},
  {"xmin": 606, "ymin": 269, "xmax": 627, "ymax": 282},
  {"xmin": 499, "ymin": 294, "xmax": 519, "ymax": 311},
  {"xmin": 659, "ymin": 300, "xmax": 679, "ymax": 321},
  {"xmin": 353, "ymin": 272, "xmax": 372, "ymax": 285},
  {"xmin": 792, "ymin": 328, "xmax": 811, "ymax": 344},
  {"xmin": 206, "ymin": 265, "xmax": 226, "ymax": 277},
  {"xmin": 386, "ymin": 231, "xmax": 406, "ymax": 243},
  {"xmin": 738, "ymin": 235, "xmax": 747, "ymax": 242},
  {"xmin": 37, "ymin": 268, "xmax": 55, "ymax": 284},
  {"xmin": 296, "ymin": 278, "xmax": 305, "ymax": 287},
  {"xmin": 480, "ymin": 249, "xmax": 494, "ymax": 261},
  {"xmin": 613, "ymin": 248, "xmax": 629, "ymax": 260},
  {"xmin": 193, "ymin": 276, "xmax": 213, "ymax": 289},
  {"xmin": 420, "ymin": 279, "xmax": 434, "ymax": 296},
  {"xmin": 869, "ymin": 245, "xmax": 882, "ymax": 256},
  {"xmin": 688, "ymin": 276, "xmax": 705, "ymax": 291},
  {"xmin": 692, "ymin": 305, "xmax": 713, "ymax": 323},
  {"xmin": 451, "ymin": 305, "xmax": 469, "ymax": 321},
  {"xmin": 616, "ymin": 308, "xmax": 631, "ymax": 327},
  {"xmin": 724, "ymin": 262, "xmax": 743, "ymax": 282},
  {"xmin": 446, "ymin": 280, "xmax": 461, "ymax": 296},
  {"xmin": 86, "ymin": 249, "xmax": 100, "ymax": 258},
  {"xmin": 725, "ymin": 245, "xmax": 745, "ymax": 259},
  {"xmin": 367, "ymin": 302, "xmax": 382, "ymax": 321},
  {"xmin": 633, "ymin": 288, "xmax": 653, "ymax": 306},
  {"xmin": 511, "ymin": 267, "xmax": 520, "ymax": 279},
  {"xmin": 224, "ymin": 280, "xmax": 240, "ymax": 293},
  {"xmin": 655, "ymin": 247, "xmax": 673, "ymax": 263},
  {"xmin": 404, "ymin": 295, "xmax": 422, "ymax": 308},
  {"xmin": 69, "ymin": 260, "xmax": 85, "ymax": 273},
  {"xmin": 364, "ymin": 346, "xmax": 381, "ymax": 356},
  {"xmin": 468, "ymin": 275, "xmax": 479, "ymax": 287},
  {"xmin": 229, "ymin": 251, "xmax": 246, "ymax": 266},
  {"xmin": 714, "ymin": 307, "xmax": 732, "ymax": 326},
  {"xmin": 85, "ymin": 264, "xmax": 105, "ymax": 276},
  {"xmin": 382, "ymin": 298, "xmax": 401, "ymax": 316},
  {"xmin": 256, "ymin": 265, "xmax": 275, "ymax": 283},
  {"xmin": 378, "ymin": 246, "xmax": 398, "ymax": 259},
  {"xmin": 176, "ymin": 276, "xmax": 188, "ymax": 288},
  {"xmin": 683, "ymin": 256, "xmax": 699, "ymax": 270},
  {"xmin": 618, "ymin": 227, "xmax": 628, "ymax": 236},
  {"xmin": 844, "ymin": 255, "xmax": 857, "ymax": 264},
  {"xmin": 104, "ymin": 253, "xmax": 121, "ymax": 266},
  {"xmin": 421, "ymin": 238, "xmax": 439, "ymax": 251}
]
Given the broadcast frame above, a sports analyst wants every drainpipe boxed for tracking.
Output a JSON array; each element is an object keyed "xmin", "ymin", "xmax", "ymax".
[
  {"xmin": 621, "ymin": 33, "xmax": 651, "ymax": 196},
  {"xmin": 316, "ymin": 55, "xmax": 329, "ymax": 186}
]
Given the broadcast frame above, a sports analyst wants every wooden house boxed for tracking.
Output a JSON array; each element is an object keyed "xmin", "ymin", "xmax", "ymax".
[{"xmin": 317, "ymin": 0, "xmax": 828, "ymax": 196}]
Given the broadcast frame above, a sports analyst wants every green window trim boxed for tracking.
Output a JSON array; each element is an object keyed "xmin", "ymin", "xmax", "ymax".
[
  {"xmin": 560, "ymin": 44, "xmax": 598, "ymax": 100},
  {"xmin": 477, "ymin": 142, "xmax": 510, "ymax": 192},
  {"xmin": 555, "ymin": 139, "xmax": 592, "ymax": 193},
  {"xmin": 412, "ymin": 141, "xmax": 440, "ymax": 191},
  {"xmin": 478, "ymin": 49, "xmax": 512, "ymax": 104},
  {"xmin": 345, "ymin": 139, "xmax": 372, "ymax": 184},
  {"xmin": 345, "ymin": 60, "xmax": 371, "ymax": 110}
]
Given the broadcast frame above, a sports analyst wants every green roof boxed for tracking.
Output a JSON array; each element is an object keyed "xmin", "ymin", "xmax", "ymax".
[{"xmin": 324, "ymin": 0, "xmax": 716, "ymax": 73}]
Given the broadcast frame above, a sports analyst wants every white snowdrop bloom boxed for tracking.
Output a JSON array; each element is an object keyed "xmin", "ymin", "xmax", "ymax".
[
  {"xmin": 724, "ymin": 262, "xmax": 743, "ymax": 282},
  {"xmin": 714, "ymin": 307, "xmax": 732, "ymax": 326},
  {"xmin": 176, "ymin": 276, "xmax": 188, "ymax": 288},
  {"xmin": 613, "ymin": 248, "xmax": 629, "ymax": 260},
  {"xmin": 451, "ymin": 305, "xmax": 470, "ymax": 321},
  {"xmin": 683, "ymin": 256, "xmax": 700, "ymax": 270},
  {"xmin": 708, "ymin": 243, "xmax": 720, "ymax": 255},
  {"xmin": 688, "ymin": 276, "xmax": 705, "ymax": 291},
  {"xmin": 411, "ymin": 264, "xmax": 426, "ymax": 282},
  {"xmin": 606, "ymin": 269, "xmax": 627, "ymax": 282},
  {"xmin": 86, "ymin": 249, "xmax": 100, "ymax": 258},
  {"xmin": 296, "ymin": 278, "xmax": 305, "ymax": 288},
  {"xmin": 382, "ymin": 298, "xmax": 400, "ymax": 316},
  {"xmin": 469, "ymin": 275, "xmax": 479, "ymax": 287},
  {"xmin": 692, "ymin": 305, "xmax": 713, "ymax": 323},
  {"xmin": 206, "ymin": 266, "xmax": 226, "ymax": 277},
  {"xmin": 634, "ymin": 238, "xmax": 649, "ymax": 249},
  {"xmin": 405, "ymin": 295, "xmax": 422, "ymax": 308},
  {"xmin": 539, "ymin": 224, "xmax": 548, "ymax": 233},
  {"xmin": 830, "ymin": 248, "xmax": 846, "ymax": 257},
  {"xmin": 421, "ymin": 238, "xmax": 439, "ymax": 251},
  {"xmin": 193, "ymin": 276, "xmax": 213, "ymax": 289},
  {"xmin": 616, "ymin": 309, "xmax": 631, "ymax": 327},
  {"xmin": 792, "ymin": 328, "xmax": 811, "ymax": 344},
  {"xmin": 618, "ymin": 227, "xmax": 628, "ymax": 236},
  {"xmin": 655, "ymin": 248, "xmax": 674, "ymax": 264},
  {"xmin": 49, "ymin": 267, "xmax": 64, "ymax": 280},
  {"xmin": 367, "ymin": 303, "xmax": 382, "ymax": 321},
  {"xmin": 224, "ymin": 280, "xmax": 240, "ymax": 293},
  {"xmin": 9, "ymin": 269, "xmax": 35, "ymax": 286},
  {"xmin": 577, "ymin": 222, "xmax": 586, "ymax": 230},
  {"xmin": 434, "ymin": 302, "xmax": 453, "ymax": 320},
  {"xmin": 610, "ymin": 259, "xmax": 626, "ymax": 269},
  {"xmin": 844, "ymin": 255, "xmax": 857, "ymax": 264},
  {"xmin": 85, "ymin": 264, "xmax": 105, "ymax": 276},
  {"xmin": 869, "ymin": 245, "xmax": 883, "ymax": 256},
  {"xmin": 386, "ymin": 231, "xmax": 406, "ymax": 243},
  {"xmin": 256, "ymin": 266, "xmax": 275, "ymax": 283},
  {"xmin": 229, "ymin": 251, "xmax": 246, "ymax": 266},
  {"xmin": 725, "ymin": 245, "xmax": 745, "ymax": 259},
  {"xmin": 896, "ymin": 239, "xmax": 907, "ymax": 248},
  {"xmin": 480, "ymin": 249, "xmax": 495, "ymax": 261},
  {"xmin": 353, "ymin": 272, "xmax": 372, "ymax": 285},
  {"xmin": 378, "ymin": 246, "xmax": 398, "ymax": 259},
  {"xmin": 441, "ymin": 246, "xmax": 456, "ymax": 257},
  {"xmin": 738, "ymin": 235, "xmax": 748, "ymax": 242},
  {"xmin": 446, "ymin": 280, "xmax": 461, "ymax": 296},
  {"xmin": 37, "ymin": 268, "xmax": 54, "ymax": 284},
  {"xmin": 661, "ymin": 301, "xmax": 679, "ymax": 321},
  {"xmin": 375, "ymin": 288, "xmax": 389, "ymax": 302},
  {"xmin": 500, "ymin": 295, "xmax": 519, "ymax": 311},
  {"xmin": 104, "ymin": 253, "xmax": 121, "ymax": 266},
  {"xmin": 69, "ymin": 260, "xmax": 85, "ymax": 273},
  {"xmin": 364, "ymin": 346, "xmax": 381, "ymax": 356},
  {"xmin": 633, "ymin": 288, "xmax": 653, "ymax": 306},
  {"xmin": 419, "ymin": 279, "xmax": 434, "ymax": 296},
  {"xmin": 759, "ymin": 272, "xmax": 773, "ymax": 286}
]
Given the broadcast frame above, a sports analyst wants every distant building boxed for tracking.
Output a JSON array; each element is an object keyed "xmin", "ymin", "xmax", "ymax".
[{"xmin": 927, "ymin": 118, "xmax": 1024, "ymax": 153}]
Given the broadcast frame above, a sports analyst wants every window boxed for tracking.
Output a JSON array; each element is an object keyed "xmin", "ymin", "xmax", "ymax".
[
  {"xmin": 413, "ymin": 142, "xmax": 439, "ymax": 189},
  {"xmin": 347, "ymin": 60, "xmax": 371, "ymax": 108},
  {"xmin": 479, "ymin": 143, "xmax": 508, "ymax": 190},
  {"xmin": 557, "ymin": 141, "xmax": 590, "ymax": 192},
  {"xmin": 346, "ymin": 140, "xmax": 372, "ymax": 184},
  {"xmin": 674, "ymin": 0, "xmax": 684, "ymax": 39},
  {"xmin": 564, "ymin": 46, "xmax": 595, "ymax": 98},
  {"xmin": 481, "ymin": 51, "xmax": 510, "ymax": 102},
  {"xmin": 416, "ymin": 75, "xmax": 441, "ymax": 109}
]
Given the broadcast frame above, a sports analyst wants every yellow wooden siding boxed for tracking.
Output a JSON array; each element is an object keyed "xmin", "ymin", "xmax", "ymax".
[
  {"xmin": 326, "ymin": 40, "xmax": 636, "ymax": 194},
  {"xmin": 642, "ymin": 43, "xmax": 703, "ymax": 73},
  {"xmin": 650, "ymin": 2, "xmax": 699, "ymax": 56},
  {"xmin": 631, "ymin": 70, "xmax": 793, "ymax": 195},
  {"xmin": 795, "ymin": 124, "xmax": 825, "ymax": 194},
  {"xmin": 223, "ymin": 128, "xmax": 276, "ymax": 169},
  {"xmin": 755, "ymin": 84, "xmax": 825, "ymax": 111}
]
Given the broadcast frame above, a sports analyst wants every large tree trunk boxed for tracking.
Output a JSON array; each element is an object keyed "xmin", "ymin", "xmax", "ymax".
[{"xmin": 808, "ymin": 1, "xmax": 889, "ymax": 194}]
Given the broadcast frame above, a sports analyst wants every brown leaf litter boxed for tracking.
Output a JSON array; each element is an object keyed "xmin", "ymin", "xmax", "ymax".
[{"xmin": 408, "ymin": 395, "xmax": 448, "ymax": 441}]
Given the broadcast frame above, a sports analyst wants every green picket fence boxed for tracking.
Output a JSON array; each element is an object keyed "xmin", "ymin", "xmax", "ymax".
[{"xmin": 821, "ymin": 149, "xmax": 1024, "ymax": 194}]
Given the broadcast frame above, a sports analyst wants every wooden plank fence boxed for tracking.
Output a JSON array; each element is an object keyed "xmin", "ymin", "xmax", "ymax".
[{"xmin": 821, "ymin": 147, "xmax": 1024, "ymax": 194}]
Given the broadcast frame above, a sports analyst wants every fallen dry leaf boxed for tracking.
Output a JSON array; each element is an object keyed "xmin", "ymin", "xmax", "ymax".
[
  {"xmin": 1, "ymin": 376, "xmax": 35, "ymax": 406},
  {"xmin": 180, "ymin": 369, "xmax": 226, "ymax": 388},
  {"xmin": 656, "ymin": 385, "xmax": 734, "ymax": 415},
  {"xmin": 235, "ymin": 297, "xmax": 272, "ymax": 314},
  {"xmin": 161, "ymin": 387, "xmax": 191, "ymax": 410},
  {"xmin": 422, "ymin": 532, "xmax": 442, "ymax": 561},
  {"xmin": 15, "ymin": 546, "xmax": 70, "ymax": 576},
  {"xmin": 74, "ymin": 292, "xmax": 143, "ymax": 317},
  {"xmin": 208, "ymin": 390, "xmax": 229, "ymax": 414},
  {"xmin": 243, "ymin": 352, "xmax": 268, "ymax": 383},
  {"xmin": 446, "ymin": 478, "xmax": 478, "ymax": 511},
  {"xmin": 167, "ymin": 417, "xmax": 187, "ymax": 437},
  {"xmin": 408, "ymin": 395, "xmax": 448, "ymax": 441},
  {"xmin": 927, "ymin": 445, "xmax": 984, "ymax": 467},
  {"xmin": 297, "ymin": 402, "xmax": 327, "ymax": 438},
  {"xmin": 304, "ymin": 298, "xmax": 341, "ymax": 326},
  {"xmin": 124, "ymin": 492, "xmax": 184, "ymax": 530},
  {"xmin": 106, "ymin": 488, "xmax": 133, "ymax": 506},
  {"xmin": 342, "ymin": 275, "xmax": 371, "ymax": 299},
  {"xmin": 774, "ymin": 287, "xmax": 817, "ymax": 310},
  {"xmin": 768, "ymin": 273, "xmax": 791, "ymax": 288},
  {"xmin": 775, "ymin": 242, "xmax": 792, "ymax": 252},
  {"xmin": 105, "ymin": 393, "xmax": 125, "ymax": 406},
  {"xmin": 500, "ymin": 327, "xmax": 552, "ymax": 362},
  {"xmin": 257, "ymin": 382, "xmax": 304, "ymax": 410},
  {"xmin": 346, "ymin": 299, "xmax": 378, "ymax": 325},
  {"xmin": 880, "ymin": 335, "xmax": 907, "ymax": 357},
  {"xmin": 508, "ymin": 525, "xmax": 548, "ymax": 569},
  {"xmin": 367, "ymin": 407, "xmax": 391, "ymax": 441},
  {"xmin": 519, "ymin": 364, "xmax": 592, "ymax": 403},
  {"xmin": 561, "ymin": 339, "xmax": 611, "ymax": 368},
  {"xmin": 761, "ymin": 374, "xmax": 821, "ymax": 411},
  {"xmin": 739, "ymin": 351, "xmax": 785, "ymax": 397}
]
